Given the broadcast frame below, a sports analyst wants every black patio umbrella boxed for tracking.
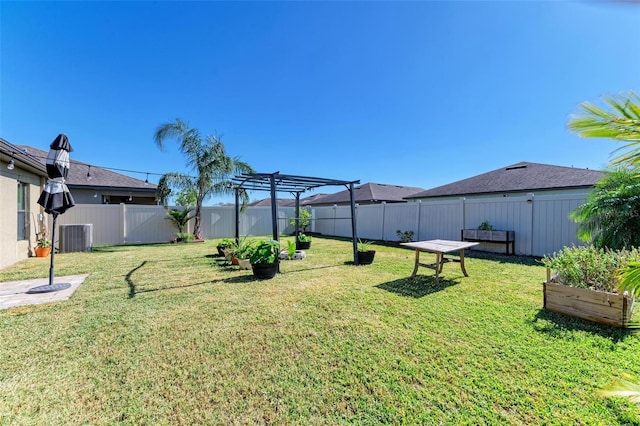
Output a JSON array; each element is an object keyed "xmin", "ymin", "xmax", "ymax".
[{"xmin": 29, "ymin": 134, "xmax": 76, "ymax": 294}]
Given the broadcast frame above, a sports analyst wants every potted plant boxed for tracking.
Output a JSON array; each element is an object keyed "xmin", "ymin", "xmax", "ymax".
[
  {"xmin": 356, "ymin": 239, "xmax": 376, "ymax": 265},
  {"xmin": 280, "ymin": 240, "xmax": 306, "ymax": 260},
  {"xmin": 296, "ymin": 233, "xmax": 312, "ymax": 250},
  {"xmin": 541, "ymin": 245, "xmax": 640, "ymax": 327},
  {"xmin": 231, "ymin": 237, "xmax": 255, "ymax": 270},
  {"xmin": 216, "ymin": 238, "xmax": 235, "ymax": 257},
  {"xmin": 249, "ymin": 239, "xmax": 280, "ymax": 279},
  {"xmin": 34, "ymin": 238, "xmax": 52, "ymax": 257}
]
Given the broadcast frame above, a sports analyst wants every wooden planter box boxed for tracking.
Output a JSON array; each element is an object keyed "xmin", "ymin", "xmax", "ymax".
[
  {"xmin": 461, "ymin": 229, "xmax": 515, "ymax": 255},
  {"xmin": 543, "ymin": 281, "xmax": 635, "ymax": 328},
  {"xmin": 462, "ymin": 229, "xmax": 513, "ymax": 242}
]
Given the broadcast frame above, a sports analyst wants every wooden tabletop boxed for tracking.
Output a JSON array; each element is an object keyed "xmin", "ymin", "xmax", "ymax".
[{"xmin": 401, "ymin": 239, "xmax": 479, "ymax": 253}]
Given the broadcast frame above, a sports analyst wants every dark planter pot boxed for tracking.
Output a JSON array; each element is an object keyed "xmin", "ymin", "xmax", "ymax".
[
  {"xmin": 357, "ymin": 250, "xmax": 376, "ymax": 265},
  {"xmin": 296, "ymin": 241, "xmax": 311, "ymax": 250},
  {"xmin": 252, "ymin": 261, "xmax": 279, "ymax": 280}
]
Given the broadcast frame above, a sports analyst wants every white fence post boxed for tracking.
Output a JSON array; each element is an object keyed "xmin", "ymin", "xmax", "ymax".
[{"xmin": 121, "ymin": 203, "xmax": 127, "ymax": 245}]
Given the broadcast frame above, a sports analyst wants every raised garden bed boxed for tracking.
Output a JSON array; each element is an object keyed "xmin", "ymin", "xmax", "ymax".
[{"xmin": 543, "ymin": 270, "xmax": 635, "ymax": 328}]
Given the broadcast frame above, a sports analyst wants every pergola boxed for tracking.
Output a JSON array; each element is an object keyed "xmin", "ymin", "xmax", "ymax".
[{"xmin": 231, "ymin": 172, "xmax": 362, "ymax": 264}]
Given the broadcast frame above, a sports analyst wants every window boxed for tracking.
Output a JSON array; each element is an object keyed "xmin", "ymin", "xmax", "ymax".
[{"xmin": 17, "ymin": 182, "xmax": 29, "ymax": 240}]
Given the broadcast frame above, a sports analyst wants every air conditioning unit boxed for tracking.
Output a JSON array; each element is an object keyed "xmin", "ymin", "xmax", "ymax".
[{"xmin": 59, "ymin": 224, "xmax": 93, "ymax": 253}]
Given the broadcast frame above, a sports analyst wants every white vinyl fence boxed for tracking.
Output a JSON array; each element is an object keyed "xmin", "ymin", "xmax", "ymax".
[{"xmin": 53, "ymin": 193, "xmax": 588, "ymax": 257}]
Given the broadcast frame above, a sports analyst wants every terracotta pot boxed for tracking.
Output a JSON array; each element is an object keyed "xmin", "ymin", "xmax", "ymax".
[{"xmin": 34, "ymin": 247, "xmax": 51, "ymax": 257}]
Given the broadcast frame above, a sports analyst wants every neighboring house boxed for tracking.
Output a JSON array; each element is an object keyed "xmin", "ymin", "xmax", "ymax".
[
  {"xmin": 402, "ymin": 161, "xmax": 606, "ymax": 255},
  {"xmin": 19, "ymin": 145, "xmax": 157, "ymax": 205},
  {"xmin": 248, "ymin": 198, "xmax": 296, "ymax": 207},
  {"xmin": 0, "ymin": 138, "xmax": 48, "ymax": 269},
  {"xmin": 305, "ymin": 182, "xmax": 425, "ymax": 206},
  {"xmin": 248, "ymin": 193, "xmax": 329, "ymax": 207},
  {"xmin": 405, "ymin": 161, "xmax": 605, "ymax": 200}
]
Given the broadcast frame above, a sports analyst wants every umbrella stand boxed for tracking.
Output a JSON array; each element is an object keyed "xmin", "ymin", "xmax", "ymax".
[{"xmin": 27, "ymin": 213, "xmax": 71, "ymax": 294}]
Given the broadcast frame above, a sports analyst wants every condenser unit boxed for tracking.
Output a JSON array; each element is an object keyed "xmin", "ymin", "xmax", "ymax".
[{"xmin": 59, "ymin": 224, "xmax": 93, "ymax": 253}]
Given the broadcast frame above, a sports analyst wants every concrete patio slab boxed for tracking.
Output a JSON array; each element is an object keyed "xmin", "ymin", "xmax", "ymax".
[{"xmin": 0, "ymin": 274, "xmax": 88, "ymax": 310}]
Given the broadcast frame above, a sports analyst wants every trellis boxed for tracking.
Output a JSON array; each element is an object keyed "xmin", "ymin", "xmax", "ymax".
[{"xmin": 231, "ymin": 172, "xmax": 362, "ymax": 264}]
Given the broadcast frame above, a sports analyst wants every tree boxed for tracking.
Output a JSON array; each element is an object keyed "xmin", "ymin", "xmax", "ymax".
[
  {"xmin": 154, "ymin": 119, "xmax": 254, "ymax": 239},
  {"xmin": 569, "ymin": 91, "xmax": 640, "ymax": 404},
  {"xmin": 568, "ymin": 167, "xmax": 640, "ymax": 250},
  {"xmin": 568, "ymin": 91, "xmax": 640, "ymax": 250},
  {"xmin": 175, "ymin": 188, "xmax": 197, "ymax": 207},
  {"xmin": 165, "ymin": 207, "xmax": 195, "ymax": 234},
  {"xmin": 568, "ymin": 90, "xmax": 640, "ymax": 167}
]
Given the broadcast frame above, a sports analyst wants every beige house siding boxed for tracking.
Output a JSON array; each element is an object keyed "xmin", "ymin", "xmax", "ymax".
[{"xmin": 0, "ymin": 160, "xmax": 45, "ymax": 269}]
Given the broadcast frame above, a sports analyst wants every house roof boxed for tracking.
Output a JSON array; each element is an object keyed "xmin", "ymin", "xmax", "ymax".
[
  {"xmin": 18, "ymin": 145, "xmax": 156, "ymax": 192},
  {"xmin": 248, "ymin": 198, "xmax": 295, "ymax": 207},
  {"xmin": 305, "ymin": 182, "xmax": 426, "ymax": 205},
  {"xmin": 0, "ymin": 138, "xmax": 47, "ymax": 176},
  {"xmin": 405, "ymin": 162, "xmax": 605, "ymax": 199},
  {"xmin": 248, "ymin": 193, "xmax": 330, "ymax": 207}
]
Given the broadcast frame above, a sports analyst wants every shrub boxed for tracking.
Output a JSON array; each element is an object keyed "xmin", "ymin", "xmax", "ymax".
[
  {"xmin": 175, "ymin": 232, "xmax": 194, "ymax": 243},
  {"xmin": 396, "ymin": 230, "xmax": 414, "ymax": 243},
  {"xmin": 290, "ymin": 208, "xmax": 312, "ymax": 232}
]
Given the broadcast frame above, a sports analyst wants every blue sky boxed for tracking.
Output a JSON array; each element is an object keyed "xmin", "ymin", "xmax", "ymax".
[{"xmin": 1, "ymin": 1, "xmax": 639, "ymax": 204}]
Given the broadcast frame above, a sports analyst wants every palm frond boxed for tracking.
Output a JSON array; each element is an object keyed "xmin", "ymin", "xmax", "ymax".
[
  {"xmin": 568, "ymin": 91, "xmax": 640, "ymax": 168},
  {"xmin": 600, "ymin": 375, "xmax": 640, "ymax": 405},
  {"xmin": 618, "ymin": 262, "xmax": 640, "ymax": 294}
]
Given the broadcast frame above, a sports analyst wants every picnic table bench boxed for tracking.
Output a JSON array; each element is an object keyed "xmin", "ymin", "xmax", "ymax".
[{"xmin": 401, "ymin": 239, "xmax": 479, "ymax": 283}]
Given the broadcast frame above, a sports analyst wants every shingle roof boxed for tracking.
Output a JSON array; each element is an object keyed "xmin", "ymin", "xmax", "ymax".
[
  {"xmin": 0, "ymin": 138, "xmax": 47, "ymax": 175},
  {"xmin": 305, "ymin": 182, "xmax": 425, "ymax": 205},
  {"xmin": 248, "ymin": 198, "xmax": 296, "ymax": 207},
  {"xmin": 248, "ymin": 193, "xmax": 329, "ymax": 207},
  {"xmin": 18, "ymin": 145, "xmax": 156, "ymax": 191},
  {"xmin": 406, "ymin": 162, "xmax": 605, "ymax": 199}
]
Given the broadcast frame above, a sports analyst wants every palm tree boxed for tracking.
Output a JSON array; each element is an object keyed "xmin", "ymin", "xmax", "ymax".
[
  {"xmin": 154, "ymin": 119, "xmax": 254, "ymax": 239},
  {"xmin": 166, "ymin": 207, "xmax": 195, "ymax": 234},
  {"xmin": 568, "ymin": 167, "xmax": 640, "ymax": 250},
  {"xmin": 568, "ymin": 90, "xmax": 640, "ymax": 167},
  {"xmin": 569, "ymin": 92, "xmax": 640, "ymax": 406}
]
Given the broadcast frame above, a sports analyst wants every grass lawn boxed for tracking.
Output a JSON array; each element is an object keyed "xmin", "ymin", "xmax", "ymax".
[{"xmin": 1, "ymin": 236, "xmax": 640, "ymax": 425}]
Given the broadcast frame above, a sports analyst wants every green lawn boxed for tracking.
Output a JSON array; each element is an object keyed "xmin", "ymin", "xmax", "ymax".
[{"xmin": 1, "ymin": 237, "xmax": 639, "ymax": 425}]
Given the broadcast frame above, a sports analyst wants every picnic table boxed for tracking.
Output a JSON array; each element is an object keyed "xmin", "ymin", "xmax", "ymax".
[{"xmin": 401, "ymin": 239, "xmax": 479, "ymax": 283}]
